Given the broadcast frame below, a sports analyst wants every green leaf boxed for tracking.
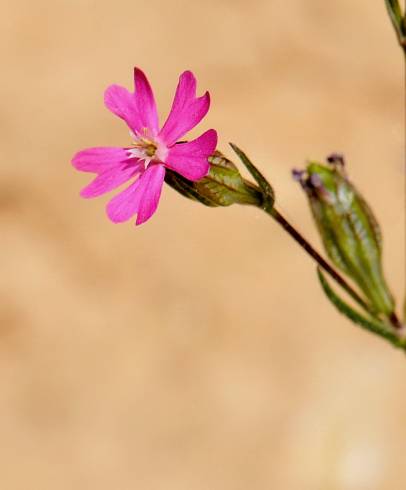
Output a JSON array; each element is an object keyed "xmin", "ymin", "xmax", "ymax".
[
  {"xmin": 317, "ymin": 267, "xmax": 403, "ymax": 349},
  {"xmin": 229, "ymin": 143, "xmax": 275, "ymax": 211},
  {"xmin": 385, "ymin": 0, "xmax": 406, "ymax": 48}
]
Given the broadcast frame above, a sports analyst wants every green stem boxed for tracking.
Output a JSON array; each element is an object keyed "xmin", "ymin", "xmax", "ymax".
[
  {"xmin": 265, "ymin": 206, "xmax": 378, "ymax": 317},
  {"xmin": 385, "ymin": 0, "xmax": 406, "ymax": 52},
  {"xmin": 266, "ymin": 207, "xmax": 404, "ymax": 329},
  {"xmin": 230, "ymin": 141, "xmax": 403, "ymax": 328},
  {"xmin": 384, "ymin": 1, "xmax": 406, "ymax": 326}
]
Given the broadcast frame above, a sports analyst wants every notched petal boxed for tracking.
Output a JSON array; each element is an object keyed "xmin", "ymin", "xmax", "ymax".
[
  {"xmin": 134, "ymin": 67, "xmax": 159, "ymax": 133},
  {"xmin": 165, "ymin": 129, "xmax": 217, "ymax": 181},
  {"xmin": 72, "ymin": 147, "xmax": 130, "ymax": 173},
  {"xmin": 159, "ymin": 70, "xmax": 211, "ymax": 145}
]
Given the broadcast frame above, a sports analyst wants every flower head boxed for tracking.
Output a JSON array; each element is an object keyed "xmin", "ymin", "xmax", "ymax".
[{"xmin": 72, "ymin": 68, "xmax": 217, "ymax": 225}]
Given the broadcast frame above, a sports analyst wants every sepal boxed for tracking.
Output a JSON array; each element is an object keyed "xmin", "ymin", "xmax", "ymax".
[{"xmin": 165, "ymin": 151, "xmax": 262, "ymax": 207}]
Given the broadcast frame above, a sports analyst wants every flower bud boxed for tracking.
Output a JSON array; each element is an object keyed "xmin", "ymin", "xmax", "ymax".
[
  {"xmin": 165, "ymin": 151, "xmax": 262, "ymax": 207},
  {"xmin": 294, "ymin": 155, "xmax": 395, "ymax": 317}
]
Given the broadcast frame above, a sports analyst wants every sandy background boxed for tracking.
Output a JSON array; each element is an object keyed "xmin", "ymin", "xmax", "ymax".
[{"xmin": 1, "ymin": 0, "xmax": 405, "ymax": 489}]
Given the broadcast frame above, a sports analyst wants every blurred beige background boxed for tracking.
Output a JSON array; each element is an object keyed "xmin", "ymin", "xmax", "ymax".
[{"xmin": 1, "ymin": 1, "xmax": 405, "ymax": 489}]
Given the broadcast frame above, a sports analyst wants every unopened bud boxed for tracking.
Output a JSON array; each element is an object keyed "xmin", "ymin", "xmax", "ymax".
[{"xmin": 294, "ymin": 155, "xmax": 395, "ymax": 317}]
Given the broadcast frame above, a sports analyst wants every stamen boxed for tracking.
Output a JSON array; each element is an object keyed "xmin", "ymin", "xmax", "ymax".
[
  {"xmin": 131, "ymin": 135, "xmax": 158, "ymax": 161},
  {"xmin": 145, "ymin": 144, "xmax": 157, "ymax": 157}
]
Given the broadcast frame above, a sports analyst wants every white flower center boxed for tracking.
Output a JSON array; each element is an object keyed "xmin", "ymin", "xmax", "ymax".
[{"xmin": 129, "ymin": 128, "xmax": 168, "ymax": 166}]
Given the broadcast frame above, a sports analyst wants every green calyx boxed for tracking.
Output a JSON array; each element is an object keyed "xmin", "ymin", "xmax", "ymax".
[
  {"xmin": 296, "ymin": 156, "xmax": 395, "ymax": 318},
  {"xmin": 165, "ymin": 151, "xmax": 263, "ymax": 208}
]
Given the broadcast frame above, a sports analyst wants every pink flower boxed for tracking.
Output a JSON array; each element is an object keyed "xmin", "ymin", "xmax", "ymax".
[{"xmin": 72, "ymin": 68, "xmax": 217, "ymax": 225}]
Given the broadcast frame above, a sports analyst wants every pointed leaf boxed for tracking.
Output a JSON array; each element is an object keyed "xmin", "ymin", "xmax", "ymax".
[
  {"xmin": 229, "ymin": 143, "xmax": 274, "ymax": 210},
  {"xmin": 385, "ymin": 0, "xmax": 406, "ymax": 48},
  {"xmin": 317, "ymin": 268, "xmax": 403, "ymax": 349}
]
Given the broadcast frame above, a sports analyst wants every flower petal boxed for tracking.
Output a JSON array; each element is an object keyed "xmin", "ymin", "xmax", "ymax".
[
  {"xmin": 80, "ymin": 162, "xmax": 144, "ymax": 198},
  {"xmin": 164, "ymin": 129, "xmax": 217, "ymax": 181},
  {"xmin": 106, "ymin": 164, "xmax": 165, "ymax": 224},
  {"xmin": 159, "ymin": 71, "xmax": 211, "ymax": 145},
  {"xmin": 104, "ymin": 84, "xmax": 143, "ymax": 135},
  {"xmin": 72, "ymin": 147, "xmax": 130, "ymax": 173},
  {"xmin": 106, "ymin": 175, "xmax": 144, "ymax": 223},
  {"xmin": 104, "ymin": 70, "xmax": 159, "ymax": 136},
  {"xmin": 133, "ymin": 67, "xmax": 159, "ymax": 134},
  {"xmin": 136, "ymin": 164, "xmax": 165, "ymax": 225}
]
